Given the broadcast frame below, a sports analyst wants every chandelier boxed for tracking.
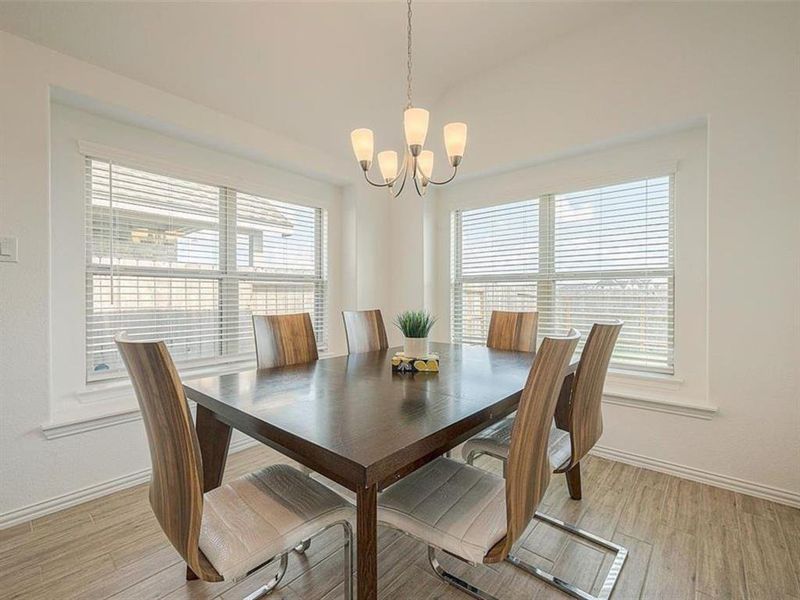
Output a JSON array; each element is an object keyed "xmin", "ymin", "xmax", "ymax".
[{"xmin": 349, "ymin": 0, "xmax": 467, "ymax": 197}]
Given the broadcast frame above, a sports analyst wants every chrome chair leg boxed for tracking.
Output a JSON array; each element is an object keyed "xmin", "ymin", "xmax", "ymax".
[
  {"xmin": 428, "ymin": 547, "xmax": 500, "ymax": 600},
  {"xmin": 242, "ymin": 553, "xmax": 289, "ymax": 600},
  {"xmin": 464, "ymin": 450, "xmax": 481, "ymax": 465},
  {"xmin": 465, "ymin": 450, "xmax": 506, "ymax": 477},
  {"xmin": 504, "ymin": 512, "xmax": 627, "ymax": 600},
  {"xmin": 294, "ymin": 539, "xmax": 311, "ymax": 554},
  {"xmin": 426, "ymin": 511, "xmax": 625, "ymax": 600},
  {"xmin": 241, "ymin": 519, "xmax": 352, "ymax": 599}
]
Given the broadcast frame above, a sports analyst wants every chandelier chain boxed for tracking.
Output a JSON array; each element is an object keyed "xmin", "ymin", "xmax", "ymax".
[{"xmin": 406, "ymin": 0, "xmax": 413, "ymax": 109}]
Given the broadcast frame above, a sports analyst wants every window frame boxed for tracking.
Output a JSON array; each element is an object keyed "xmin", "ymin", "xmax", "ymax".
[
  {"xmin": 450, "ymin": 174, "xmax": 675, "ymax": 375},
  {"xmin": 84, "ymin": 156, "xmax": 329, "ymax": 383}
]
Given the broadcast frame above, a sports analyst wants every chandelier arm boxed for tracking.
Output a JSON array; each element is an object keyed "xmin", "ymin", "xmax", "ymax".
[
  {"xmin": 412, "ymin": 169, "xmax": 425, "ymax": 197},
  {"xmin": 363, "ymin": 170, "xmax": 391, "ymax": 188},
  {"xmin": 427, "ymin": 166, "xmax": 459, "ymax": 186},
  {"xmin": 388, "ymin": 152, "xmax": 411, "ymax": 196},
  {"xmin": 391, "ymin": 164, "xmax": 410, "ymax": 198},
  {"xmin": 396, "ymin": 151, "xmax": 411, "ymax": 180}
]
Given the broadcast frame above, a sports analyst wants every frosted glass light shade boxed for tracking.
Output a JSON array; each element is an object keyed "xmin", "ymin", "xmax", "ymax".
[
  {"xmin": 444, "ymin": 122, "xmax": 467, "ymax": 166},
  {"xmin": 351, "ymin": 128, "xmax": 374, "ymax": 168},
  {"xmin": 404, "ymin": 108, "xmax": 430, "ymax": 150},
  {"xmin": 417, "ymin": 150, "xmax": 434, "ymax": 181},
  {"xmin": 378, "ymin": 151, "xmax": 398, "ymax": 182}
]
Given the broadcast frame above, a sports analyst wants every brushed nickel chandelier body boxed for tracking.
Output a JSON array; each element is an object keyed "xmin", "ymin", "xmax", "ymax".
[{"xmin": 350, "ymin": 0, "xmax": 467, "ymax": 197}]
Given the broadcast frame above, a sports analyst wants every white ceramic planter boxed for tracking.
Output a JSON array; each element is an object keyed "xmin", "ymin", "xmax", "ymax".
[{"xmin": 403, "ymin": 337, "xmax": 428, "ymax": 358}]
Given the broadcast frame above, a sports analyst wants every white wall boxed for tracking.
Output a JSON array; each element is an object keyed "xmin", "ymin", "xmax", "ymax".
[
  {"xmin": 0, "ymin": 31, "xmax": 391, "ymax": 521},
  {"xmin": 428, "ymin": 2, "xmax": 800, "ymax": 498}
]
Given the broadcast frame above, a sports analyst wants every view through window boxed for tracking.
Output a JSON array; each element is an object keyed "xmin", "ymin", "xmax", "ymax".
[
  {"xmin": 451, "ymin": 176, "xmax": 674, "ymax": 373},
  {"xmin": 85, "ymin": 158, "xmax": 327, "ymax": 381}
]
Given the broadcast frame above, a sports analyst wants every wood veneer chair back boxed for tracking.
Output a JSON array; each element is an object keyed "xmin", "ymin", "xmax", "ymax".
[
  {"xmin": 486, "ymin": 311, "xmax": 539, "ymax": 352},
  {"xmin": 342, "ymin": 309, "xmax": 389, "ymax": 354},
  {"xmin": 485, "ymin": 328, "xmax": 580, "ymax": 563},
  {"xmin": 252, "ymin": 313, "xmax": 319, "ymax": 369},
  {"xmin": 565, "ymin": 320, "xmax": 623, "ymax": 468},
  {"xmin": 114, "ymin": 335, "xmax": 221, "ymax": 582}
]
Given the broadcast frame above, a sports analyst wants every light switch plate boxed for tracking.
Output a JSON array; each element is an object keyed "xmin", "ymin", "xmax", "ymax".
[{"xmin": 0, "ymin": 236, "xmax": 18, "ymax": 262}]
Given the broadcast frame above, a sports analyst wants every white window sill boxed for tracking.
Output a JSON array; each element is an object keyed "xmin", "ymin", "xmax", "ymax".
[
  {"xmin": 602, "ymin": 368, "xmax": 716, "ymax": 420},
  {"xmin": 74, "ymin": 357, "xmax": 259, "ymax": 406}
]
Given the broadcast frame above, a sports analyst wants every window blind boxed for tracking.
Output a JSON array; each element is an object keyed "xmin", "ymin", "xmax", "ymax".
[
  {"xmin": 451, "ymin": 199, "xmax": 539, "ymax": 345},
  {"xmin": 85, "ymin": 158, "xmax": 327, "ymax": 381},
  {"xmin": 451, "ymin": 175, "xmax": 674, "ymax": 373}
]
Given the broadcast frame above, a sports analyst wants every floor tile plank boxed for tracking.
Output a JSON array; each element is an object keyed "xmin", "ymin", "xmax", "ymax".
[
  {"xmin": 695, "ymin": 520, "xmax": 747, "ymax": 600},
  {"xmin": 640, "ymin": 525, "xmax": 697, "ymax": 600},
  {"xmin": 1, "ymin": 444, "xmax": 798, "ymax": 600},
  {"xmin": 738, "ymin": 512, "xmax": 799, "ymax": 600}
]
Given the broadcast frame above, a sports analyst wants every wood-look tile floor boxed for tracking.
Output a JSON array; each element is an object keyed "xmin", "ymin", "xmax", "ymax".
[{"xmin": 2, "ymin": 444, "xmax": 799, "ymax": 600}]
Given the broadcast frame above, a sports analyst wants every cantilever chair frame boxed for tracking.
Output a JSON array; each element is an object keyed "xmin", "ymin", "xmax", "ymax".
[
  {"xmin": 462, "ymin": 320, "xmax": 626, "ymax": 600},
  {"xmin": 374, "ymin": 509, "xmax": 625, "ymax": 600},
  {"xmin": 422, "ymin": 511, "xmax": 626, "ymax": 600},
  {"xmin": 426, "ymin": 509, "xmax": 626, "ymax": 600},
  {"xmin": 115, "ymin": 333, "xmax": 353, "ymax": 600},
  {"xmin": 240, "ymin": 520, "xmax": 353, "ymax": 600}
]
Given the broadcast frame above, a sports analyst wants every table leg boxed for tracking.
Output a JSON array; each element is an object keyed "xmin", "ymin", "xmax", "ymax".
[
  {"xmin": 356, "ymin": 484, "xmax": 378, "ymax": 600},
  {"xmin": 553, "ymin": 371, "xmax": 575, "ymax": 431},
  {"xmin": 188, "ymin": 404, "xmax": 232, "ymax": 580},
  {"xmin": 195, "ymin": 404, "xmax": 232, "ymax": 492}
]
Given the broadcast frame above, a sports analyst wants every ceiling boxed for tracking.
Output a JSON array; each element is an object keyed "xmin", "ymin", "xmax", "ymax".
[{"xmin": 0, "ymin": 1, "xmax": 625, "ymax": 161}]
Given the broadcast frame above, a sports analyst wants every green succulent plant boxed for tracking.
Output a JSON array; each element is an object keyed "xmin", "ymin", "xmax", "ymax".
[{"xmin": 393, "ymin": 310, "xmax": 437, "ymax": 338}]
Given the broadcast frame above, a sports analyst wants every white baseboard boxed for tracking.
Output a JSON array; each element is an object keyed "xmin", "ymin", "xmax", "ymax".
[
  {"xmin": 591, "ymin": 444, "xmax": 800, "ymax": 509},
  {"xmin": 0, "ymin": 436, "xmax": 259, "ymax": 529},
  {"xmin": 3, "ymin": 438, "xmax": 797, "ymax": 530}
]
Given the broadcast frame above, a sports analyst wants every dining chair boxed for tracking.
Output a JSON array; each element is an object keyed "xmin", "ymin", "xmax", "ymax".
[
  {"xmin": 443, "ymin": 310, "xmax": 540, "ymax": 461},
  {"xmin": 378, "ymin": 329, "xmax": 626, "ymax": 600},
  {"xmin": 342, "ymin": 309, "xmax": 389, "ymax": 354},
  {"xmin": 115, "ymin": 334, "xmax": 354, "ymax": 599},
  {"xmin": 252, "ymin": 312, "xmax": 319, "ymax": 369},
  {"xmin": 486, "ymin": 310, "xmax": 539, "ymax": 352},
  {"xmin": 462, "ymin": 320, "xmax": 623, "ymax": 500}
]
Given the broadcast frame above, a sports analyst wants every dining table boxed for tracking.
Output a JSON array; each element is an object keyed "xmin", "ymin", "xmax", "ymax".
[{"xmin": 183, "ymin": 341, "xmax": 577, "ymax": 600}]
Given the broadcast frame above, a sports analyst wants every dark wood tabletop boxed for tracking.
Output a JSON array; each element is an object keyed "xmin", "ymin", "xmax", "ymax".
[{"xmin": 182, "ymin": 341, "xmax": 573, "ymax": 600}]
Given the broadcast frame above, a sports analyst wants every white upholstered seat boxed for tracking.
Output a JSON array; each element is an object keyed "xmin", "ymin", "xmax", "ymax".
[
  {"xmin": 462, "ymin": 416, "xmax": 572, "ymax": 471},
  {"xmin": 378, "ymin": 457, "xmax": 507, "ymax": 564},
  {"xmin": 199, "ymin": 464, "xmax": 353, "ymax": 581}
]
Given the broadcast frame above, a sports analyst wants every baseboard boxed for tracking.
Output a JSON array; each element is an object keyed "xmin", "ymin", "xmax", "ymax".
[
  {"xmin": 0, "ymin": 436, "xmax": 259, "ymax": 529},
  {"xmin": 591, "ymin": 444, "xmax": 800, "ymax": 509},
  {"xmin": 4, "ymin": 438, "xmax": 797, "ymax": 529}
]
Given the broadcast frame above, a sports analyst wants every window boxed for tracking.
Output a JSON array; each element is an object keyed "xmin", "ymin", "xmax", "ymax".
[
  {"xmin": 451, "ymin": 176, "xmax": 674, "ymax": 373},
  {"xmin": 85, "ymin": 158, "xmax": 327, "ymax": 381}
]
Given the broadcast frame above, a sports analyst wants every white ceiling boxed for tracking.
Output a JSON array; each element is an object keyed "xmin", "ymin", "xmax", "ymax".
[{"xmin": 0, "ymin": 1, "xmax": 626, "ymax": 160}]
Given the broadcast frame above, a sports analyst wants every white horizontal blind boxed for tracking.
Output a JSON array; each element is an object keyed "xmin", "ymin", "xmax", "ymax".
[
  {"xmin": 85, "ymin": 158, "xmax": 327, "ymax": 381},
  {"xmin": 451, "ymin": 199, "xmax": 540, "ymax": 345},
  {"xmin": 451, "ymin": 175, "xmax": 674, "ymax": 373},
  {"xmin": 230, "ymin": 191, "xmax": 327, "ymax": 359}
]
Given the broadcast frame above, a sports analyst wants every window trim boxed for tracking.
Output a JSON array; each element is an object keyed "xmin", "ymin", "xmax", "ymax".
[
  {"xmin": 83, "ymin": 152, "xmax": 329, "ymax": 383},
  {"xmin": 450, "ymin": 173, "xmax": 675, "ymax": 375}
]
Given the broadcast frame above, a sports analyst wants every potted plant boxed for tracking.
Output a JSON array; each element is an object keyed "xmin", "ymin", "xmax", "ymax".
[{"xmin": 394, "ymin": 310, "xmax": 437, "ymax": 358}]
